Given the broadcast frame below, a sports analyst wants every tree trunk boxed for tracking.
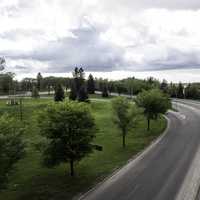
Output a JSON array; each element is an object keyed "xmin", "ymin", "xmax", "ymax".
[
  {"xmin": 122, "ymin": 131, "xmax": 126, "ymax": 148},
  {"xmin": 147, "ymin": 118, "xmax": 150, "ymax": 131},
  {"xmin": 70, "ymin": 159, "xmax": 74, "ymax": 177}
]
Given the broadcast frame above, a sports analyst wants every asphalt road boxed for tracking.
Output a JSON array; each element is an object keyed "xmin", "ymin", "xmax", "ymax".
[{"xmin": 80, "ymin": 100, "xmax": 200, "ymax": 200}]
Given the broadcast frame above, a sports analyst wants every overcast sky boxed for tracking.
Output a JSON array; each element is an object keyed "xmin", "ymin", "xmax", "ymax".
[{"xmin": 1, "ymin": 0, "xmax": 200, "ymax": 82}]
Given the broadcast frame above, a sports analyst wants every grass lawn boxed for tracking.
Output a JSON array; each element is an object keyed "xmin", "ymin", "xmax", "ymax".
[
  {"xmin": 0, "ymin": 98, "xmax": 166, "ymax": 200},
  {"xmin": 39, "ymin": 91, "xmax": 112, "ymax": 99},
  {"xmin": 89, "ymin": 93, "xmax": 114, "ymax": 99}
]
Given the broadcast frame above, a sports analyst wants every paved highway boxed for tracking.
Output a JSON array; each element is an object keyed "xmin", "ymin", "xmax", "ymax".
[{"xmin": 80, "ymin": 100, "xmax": 200, "ymax": 200}]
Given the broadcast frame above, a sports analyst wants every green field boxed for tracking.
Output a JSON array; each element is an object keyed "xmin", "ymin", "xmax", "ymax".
[{"xmin": 0, "ymin": 98, "xmax": 166, "ymax": 200}]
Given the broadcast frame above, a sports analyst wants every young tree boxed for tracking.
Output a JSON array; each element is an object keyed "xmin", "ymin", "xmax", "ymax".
[
  {"xmin": 37, "ymin": 101, "xmax": 96, "ymax": 176},
  {"xmin": 0, "ymin": 114, "xmax": 25, "ymax": 189},
  {"xmin": 32, "ymin": 86, "xmax": 40, "ymax": 98},
  {"xmin": 112, "ymin": 97, "xmax": 137, "ymax": 148},
  {"xmin": 135, "ymin": 89, "xmax": 171, "ymax": 131},
  {"xmin": 87, "ymin": 74, "xmax": 95, "ymax": 94},
  {"xmin": 54, "ymin": 84, "xmax": 65, "ymax": 102}
]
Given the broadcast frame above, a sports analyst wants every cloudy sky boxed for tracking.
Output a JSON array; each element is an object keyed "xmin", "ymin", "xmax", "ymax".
[{"xmin": 1, "ymin": 0, "xmax": 200, "ymax": 82}]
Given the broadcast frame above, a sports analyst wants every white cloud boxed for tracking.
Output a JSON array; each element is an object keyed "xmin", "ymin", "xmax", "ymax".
[{"xmin": 1, "ymin": 0, "xmax": 200, "ymax": 82}]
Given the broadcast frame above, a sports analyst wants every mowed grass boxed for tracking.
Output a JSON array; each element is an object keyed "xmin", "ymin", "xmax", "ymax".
[{"xmin": 0, "ymin": 98, "xmax": 166, "ymax": 200}]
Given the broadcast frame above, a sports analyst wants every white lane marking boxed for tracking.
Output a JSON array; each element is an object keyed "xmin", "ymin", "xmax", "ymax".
[
  {"xmin": 174, "ymin": 100, "xmax": 200, "ymax": 200},
  {"xmin": 169, "ymin": 110, "xmax": 186, "ymax": 121},
  {"xmin": 176, "ymin": 146, "xmax": 200, "ymax": 200}
]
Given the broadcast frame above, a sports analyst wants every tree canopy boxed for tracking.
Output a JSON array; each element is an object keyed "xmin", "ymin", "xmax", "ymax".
[
  {"xmin": 37, "ymin": 101, "xmax": 96, "ymax": 176},
  {"xmin": 135, "ymin": 89, "xmax": 171, "ymax": 131},
  {"xmin": 112, "ymin": 97, "xmax": 137, "ymax": 147}
]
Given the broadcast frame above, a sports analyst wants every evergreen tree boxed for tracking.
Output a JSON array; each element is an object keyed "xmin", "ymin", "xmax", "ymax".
[
  {"xmin": 69, "ymin": 84, "xmax": 77, "ymax": 100},
  {"xmin": 87, "ymin": 74, "xmax": 95, "ymax": 94},
  {"xmin": 168, "ymin": 82, "xmax": 177, "ymax": 98},
  {"xmin": 185, "ymin": 84, "xmax": 200, "ymax": 99},
  {"xmin": 160, "ymin": 79, "xmax": 168, "ymax": 93},
  {"xmin": 36, "ymin": 72, "xmax": 43, "ymax": 91},
  {"xmin": 70, "ymin": 67, "xmax": 88, "ymax": 102},
  {"xmin": 78, "ymin": 86, "xmax": 89, "ymax": 102},
  {"xmin": 54, "ymin": 84, "xmax": 65, "ymax": 102},
  {"xmin": 102, "ymin": 84, "xmax": 109, "ymax": 97},
  {"xmin": 116, "ymin": 83, "xmax": 126, "ymax": 95},
  {"xmin": 177, "ymin": 83, "xmax": 184, "ymax": 98}
]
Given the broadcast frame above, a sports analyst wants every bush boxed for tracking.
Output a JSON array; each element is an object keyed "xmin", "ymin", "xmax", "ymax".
[{"xmin": 0, "ymin": 114, "xmax": 25, "ymax": 189}]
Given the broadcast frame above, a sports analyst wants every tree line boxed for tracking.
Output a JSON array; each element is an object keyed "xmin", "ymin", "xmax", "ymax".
[
  {"xmin": 1, "ymin": 67, "xmax": 200, "ymax": 100},
  {"xmin": 160, "ymin": 79, "xmax": 200, "ymax": 100},
  {"xmin": 0, "ymin": 70, "xmax": 161, "ymax": 98}
]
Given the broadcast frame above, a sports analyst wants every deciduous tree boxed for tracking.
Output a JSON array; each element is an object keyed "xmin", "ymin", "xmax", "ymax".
[
  {"xmin": 135, "ymin": 89, "xmax": 171, "ymax": 131},
  {"xmin": 37, "ymin": 101, "xmax": 96, "ymax": 176},
  {"xmin": 112, "ymin": 97, "xmax": 137, "ymax": 148}
]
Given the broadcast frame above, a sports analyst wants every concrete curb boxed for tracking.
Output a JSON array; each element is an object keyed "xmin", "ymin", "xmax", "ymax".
[{"xmin": 76, "ymin": 114, "xmax": 171, "ymax": 200}]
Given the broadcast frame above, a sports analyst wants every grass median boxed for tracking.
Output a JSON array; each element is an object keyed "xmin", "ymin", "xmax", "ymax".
[{"xmin": 0, "ymin": 98, "xmax": 166, "ymax": 200}]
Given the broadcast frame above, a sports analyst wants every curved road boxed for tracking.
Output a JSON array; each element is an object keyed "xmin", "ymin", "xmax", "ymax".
[{"xmin": 80, "ymin": 100, "xmax": 200, "ymax": 200}]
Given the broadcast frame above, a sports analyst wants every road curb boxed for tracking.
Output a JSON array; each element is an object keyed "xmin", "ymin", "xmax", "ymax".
[{"xmin": 76, "ymin": 114, "xmax": 171, "ymax": 200}]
